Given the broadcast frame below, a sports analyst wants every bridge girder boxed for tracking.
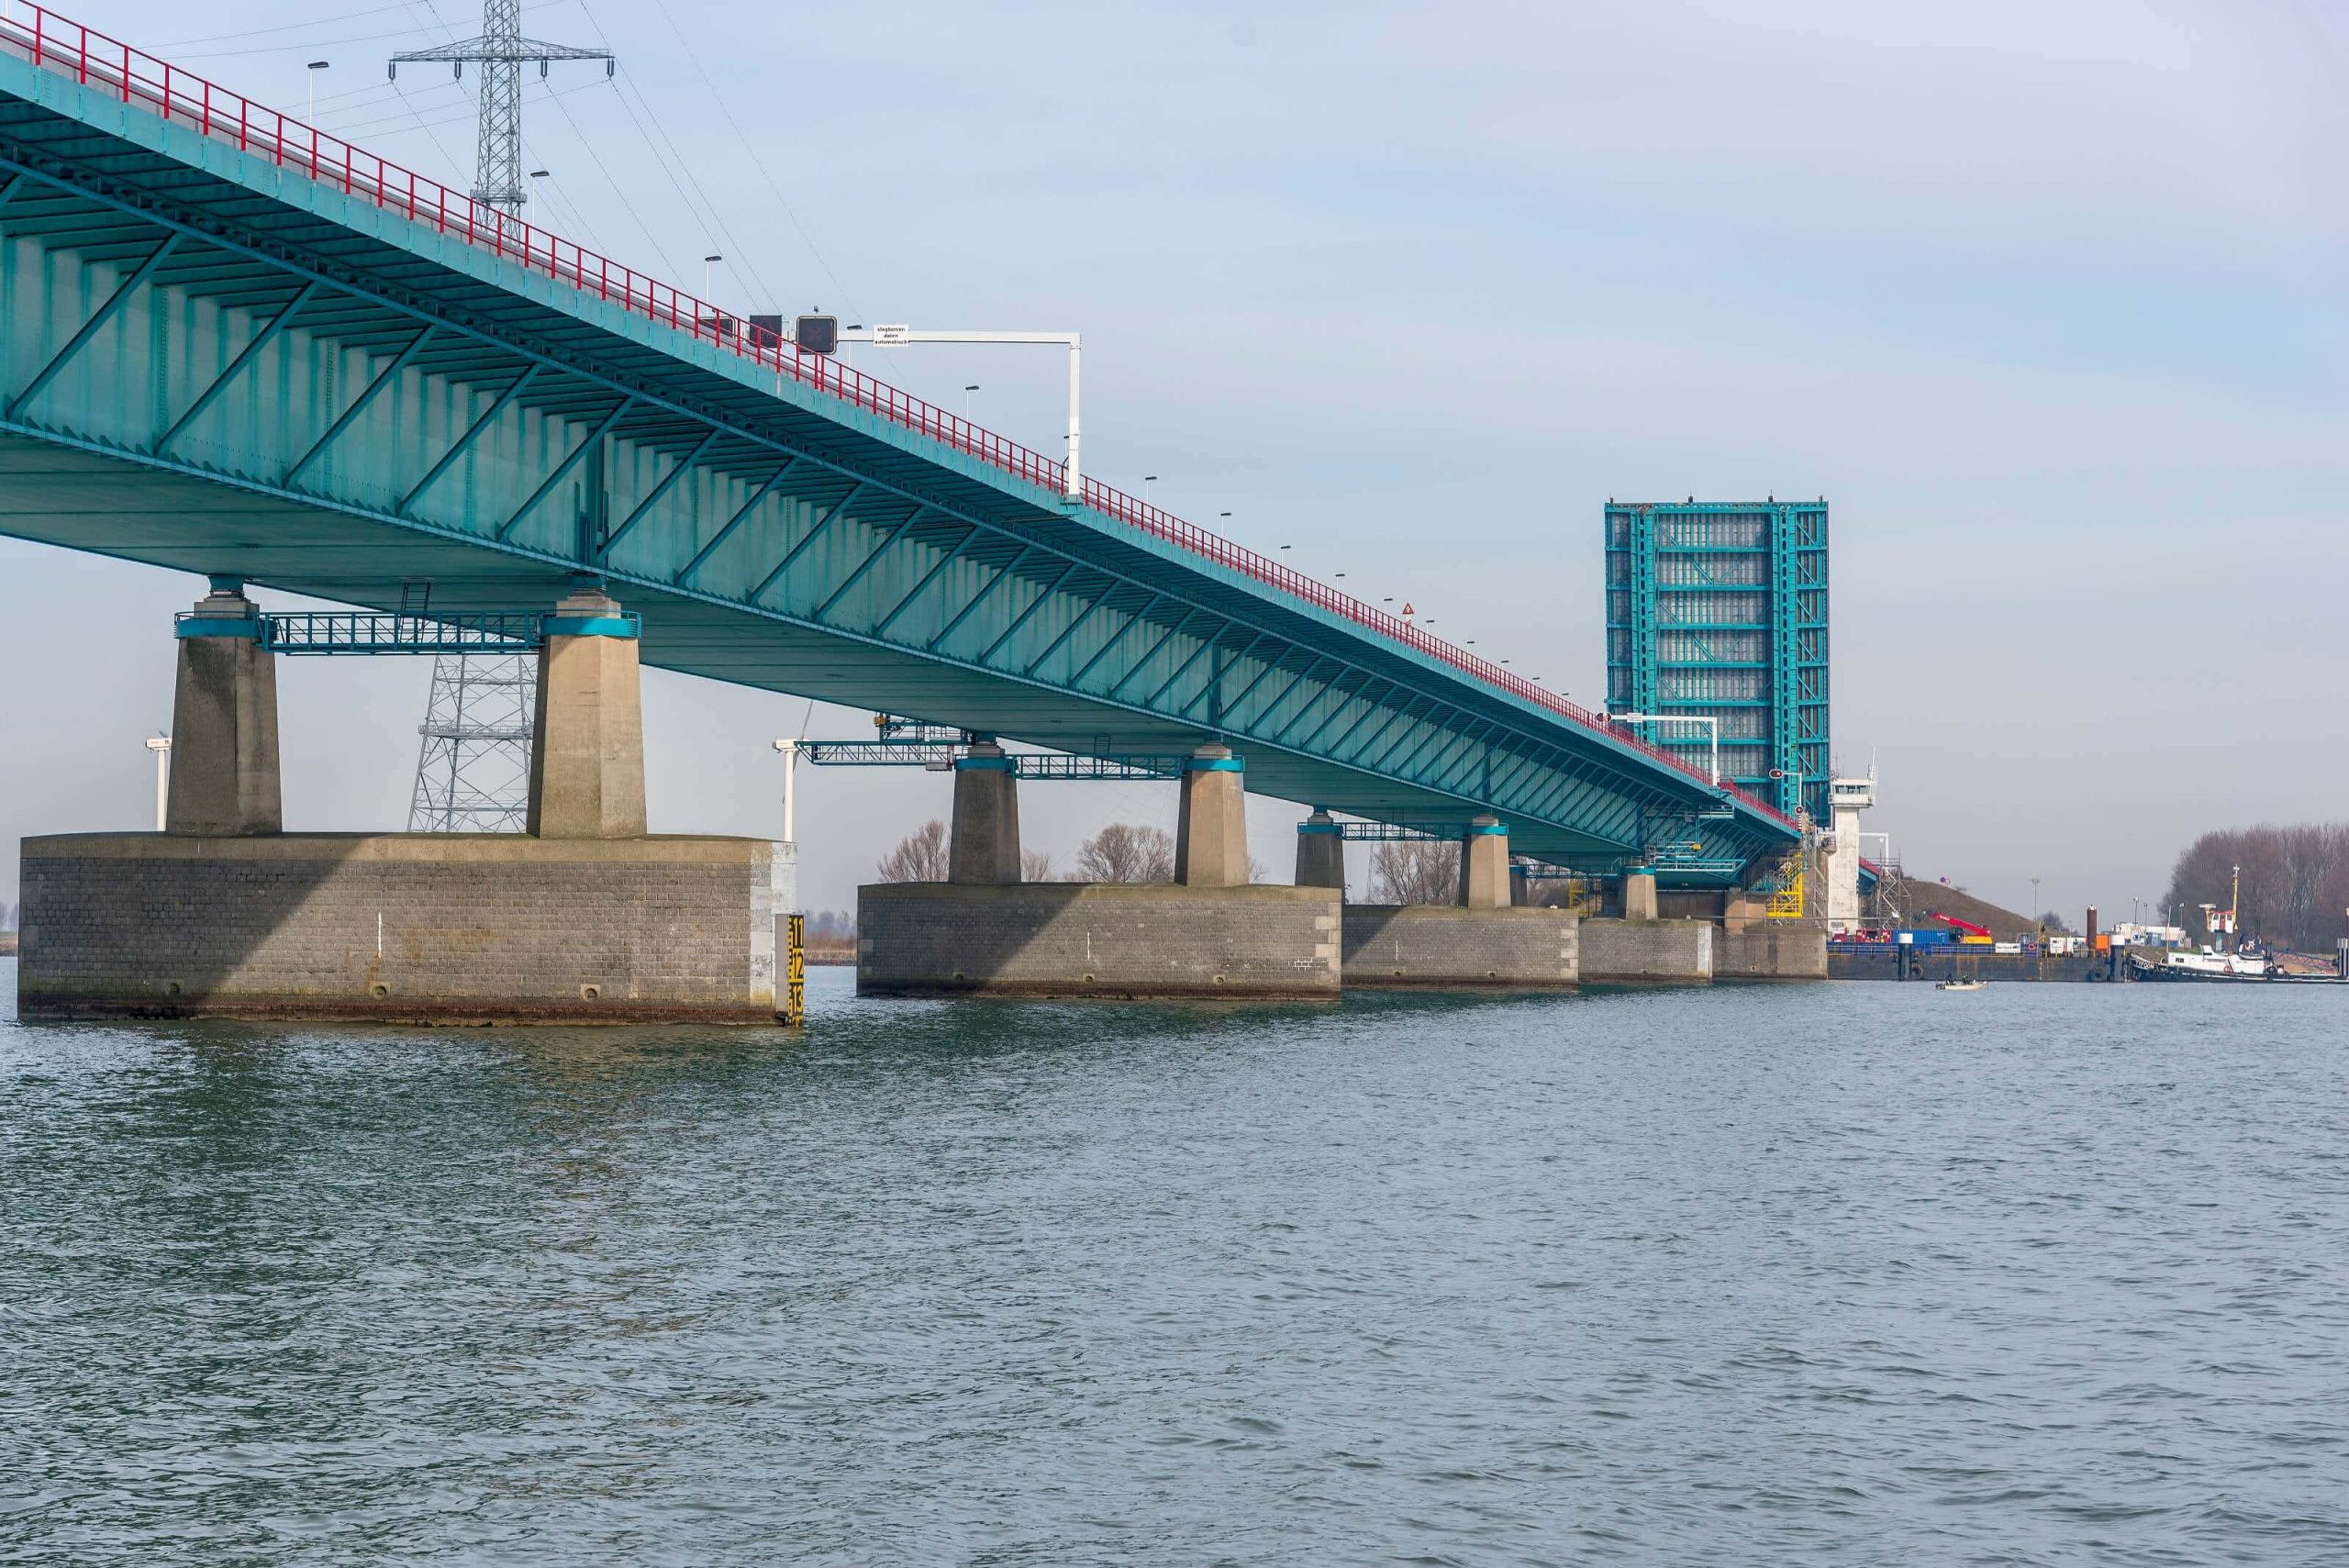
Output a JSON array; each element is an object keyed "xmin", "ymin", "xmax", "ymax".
[{"xmin": 0, "ymin": 52, "xmax": 1795, "ymax": 870}]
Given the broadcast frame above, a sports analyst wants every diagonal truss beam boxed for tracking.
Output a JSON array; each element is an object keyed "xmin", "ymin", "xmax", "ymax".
[
  {"xmin": 600, "ymin": 428, "xmax": 721, "ymax": 560},
  {"xmin": 749, "ymin": 481, "xmax": 866, "ymax": 604},
  {"xmin": 924, "ymin": 544, "xmax": 1031, "ymax": 653},
  {"xmin": 872, "ymin": 526, "xmax": 978, "ymax": 640},
  {"xmin": 811, "ymin": 510, "xmax": 925, "ymax": 622},
  {"xmin": 0, "ymin": 156, "xmax": 1777, "ymax": 861},
  {"xmin": 495, "ymin": 395, "xmax": 633, "ymax": 542},
  {"xmin": 675, "ymin": 455, "xmax": 798, "ymax": 584},
  {"xmin": 396, "ymin": 361, "xmax": 538, "ymax": 514},
  {"xmin": 283, "ymin": 325, "xmax": 435, "ymax": 488},
  {"xmin": 152, "ymin": 278, "xmax": 322, "ymax": 456},
  {"xmin": 7, "ymin": 232, "xmax": 180, "ymax": 420}
]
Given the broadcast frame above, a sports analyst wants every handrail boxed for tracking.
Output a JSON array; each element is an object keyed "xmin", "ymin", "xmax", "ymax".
[{"xmin": 1, "ymin": 0, "xmax": 1792, "ymax": 830}]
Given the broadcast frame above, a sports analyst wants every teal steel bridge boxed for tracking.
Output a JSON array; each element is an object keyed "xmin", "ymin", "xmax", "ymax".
[{"xmin": 0, "ymin": 4, "xmax": 1798, "ymax": 876}]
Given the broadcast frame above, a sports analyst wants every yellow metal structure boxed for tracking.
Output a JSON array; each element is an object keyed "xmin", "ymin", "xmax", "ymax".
[
  {"xmin": 781, "ymin": 913, "xmax": 807, "ymax": 1026},
  {"xmin": 1764, "ymin": 850, "xmax": 1807, "ymax": 919}
]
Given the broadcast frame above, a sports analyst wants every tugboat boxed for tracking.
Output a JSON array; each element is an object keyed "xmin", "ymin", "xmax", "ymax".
[{"xmin": 2124, "ymin": 865, "xmax": 2347, "ymax": 983}]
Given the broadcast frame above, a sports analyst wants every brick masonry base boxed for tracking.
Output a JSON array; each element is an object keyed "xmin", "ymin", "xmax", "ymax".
[
  {"xmin": 1577, "ymin": 918, "xmax": 1716, "ymax": 985},
  {"xmin": 17, "ymin": 832, "xmax": 786, "ymax": 1024},
  {"xmin": 1716, "ymin": 926, "xmax": 1829, "ymax": 981},
  {"xmin": 1341, "ymin": 906, "xmax": 1578, "ymax": 990},
  {"xmin": 858, "ymin": 882, "xmax": 1341, "ymax": 1000}
]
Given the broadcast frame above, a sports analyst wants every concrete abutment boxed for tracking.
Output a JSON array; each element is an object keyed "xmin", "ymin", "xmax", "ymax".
[{"xmin": 19, "ymin": 587, "xmax": 801, "ymax": 1024}]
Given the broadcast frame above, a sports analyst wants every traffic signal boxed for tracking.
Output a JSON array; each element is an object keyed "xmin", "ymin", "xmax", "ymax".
[{"xmin": 795, "ymin": 315, "xmax": 839, "ymax": 355}]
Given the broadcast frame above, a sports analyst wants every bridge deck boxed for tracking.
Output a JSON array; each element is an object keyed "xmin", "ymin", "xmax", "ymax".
[{"xmin": 0, "ymin": 4, "xmax": 1797, "ymax": 875}]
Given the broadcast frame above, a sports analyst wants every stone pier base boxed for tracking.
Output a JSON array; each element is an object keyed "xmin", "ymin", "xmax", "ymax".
[
  {"xmin": 1716, "ymin": 926, "xmax": 1828, "ymax": 981},
  {"xmin": 1341, "ymin": 906, "xmax": 1578, "ymax": 990},
  {"xmin": 1577, "ymin": 918, "xmax": 1715, "ymax": 985},
  {"xmin": 17, "ymin": 832, "xmax": 787, "ymax": 1023},
  {"xmin": 857, "ymin": 883, "xmax": 1340, "ymax": 1000}
]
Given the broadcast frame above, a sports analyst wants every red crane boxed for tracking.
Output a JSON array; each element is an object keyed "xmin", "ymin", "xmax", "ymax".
[{"xmin": 1930, "ymin": 911, "xmax": 1992, "ymax": 940}]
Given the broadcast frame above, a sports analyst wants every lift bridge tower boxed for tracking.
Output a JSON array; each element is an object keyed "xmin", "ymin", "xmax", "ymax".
[{"xmin": 390, "ymin": 7, "xmax": 612, "ymax": 829}]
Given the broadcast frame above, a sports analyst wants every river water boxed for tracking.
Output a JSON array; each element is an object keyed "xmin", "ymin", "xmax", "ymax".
[{"xmin": 5, "ymin": 962, "xmax": 2346, "ymax": 1564}]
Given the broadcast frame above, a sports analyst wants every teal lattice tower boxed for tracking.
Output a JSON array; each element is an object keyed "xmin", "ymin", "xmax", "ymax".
[{"xmin": 1605, "ymin": 501, "xmax": 1829, "ymax": 821}]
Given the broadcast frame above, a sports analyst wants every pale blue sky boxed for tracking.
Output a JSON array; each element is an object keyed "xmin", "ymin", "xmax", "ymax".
[{"xmin": 6, "ymin": 0, "xmax": 2346, "ymax": 922}]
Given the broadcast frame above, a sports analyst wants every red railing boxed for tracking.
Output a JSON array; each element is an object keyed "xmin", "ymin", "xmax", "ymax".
[{"xmin": 0, "ymin": 0, "xmax": 1792, "ymax": 829}]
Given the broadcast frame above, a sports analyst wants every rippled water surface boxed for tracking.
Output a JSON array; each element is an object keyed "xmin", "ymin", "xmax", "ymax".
[{"xmin": 6, "ymin": 961, "xmax": 2348, "ymax": 1564}]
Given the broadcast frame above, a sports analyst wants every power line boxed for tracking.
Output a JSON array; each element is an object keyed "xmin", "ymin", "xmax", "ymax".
[
  {"xmin": 539, "ymin": 79, "xmax": 690, "ymax": 282},
  {"xmin": 603, "ymin": 70, "xmax": 783, "ymax": 309},
  {"xmin": 629, "ymin": 0, "xmax": 862, "ymax": 323},
  {"xmin": 153, "ymin": 4, "xmax": 424, "ymax": 48},
  {"xmin": 169, "ymin": 25, "xmax": 440, "ymax": 61}
]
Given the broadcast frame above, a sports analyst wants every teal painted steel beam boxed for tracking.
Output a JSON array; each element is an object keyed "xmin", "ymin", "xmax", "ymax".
[
  {"xmin": 871, "ymin": 526, "xmax": 977, "ymax": 640},
  {"xmin": 6, "ymin": 230, "xmax": 178, "ymax": 419},
  {"xmin": 1067, "ymin": 591, "xmax": 1164, "ymax": 689},
  {"xmin": 282, "ymin": 323, "xmax": 434, "ymax": 488},
  {"xmin": 395, "ymin": 361, "xmax": 536, "ymax": 513},
  {"xmin": 749, "ymin": 481, "xmax": 863, "ymax": 603},
  {"xmin": 600, "ymin": 426, "xmax": 719, "ymax": 559},
  {"xmin": 153, "ymin": 279, "xmax": 322, "ymax": 456},
  {"xmin": 924, "ymin": 542, "xmax": 1031, "ymax": 652},
  {"xmin": 495, "ymin": 394, "xmax": 630, "ymax": 543},
  {"xmin": 809, "ymin": 512, "xmax": 918, "ymax": 622},
  {"xmin": 0, "ymin": 96, "xmax": 1793, "ymax": 867},
  {"xmin": 676, "ymin": 454, "xmax": 799, "ymax": 585},
  {"xmin": 1105, "ymin": 606, "xmax": 1200, "ymax": 700}
]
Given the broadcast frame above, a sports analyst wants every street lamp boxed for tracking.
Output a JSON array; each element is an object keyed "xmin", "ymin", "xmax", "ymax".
[
  {"xmin": 144, "ymin": 735, "xmax": 171, "ymax": 831},
  {"xmin": 1769, "ymin": 763, "xmax": 1807, "ymax": 825},
  {"xmin": 306, "ymin": 61, "xmax": 329, "ymax": 123},
  {"xmin": 2031, "ymin": 876, "xmax": 2042, "ymax": 922},
  {"xmin": 1143, "ymin": 475, "xmax": 1158, "ymax": 506},
  {"xmin": 1617, "ymin": 712, "xmax": 1721, "ymax": 786},
  {"xmin": 963, "ymin": 384, "xmax": 980, "ymax": 419},
  {"xmin": 702, "ymin": 252, "xmax": 722, "ymax": 299},
  {"xmin": 527, "ymin": 167, "xmax": 551, "ymax": 211}
]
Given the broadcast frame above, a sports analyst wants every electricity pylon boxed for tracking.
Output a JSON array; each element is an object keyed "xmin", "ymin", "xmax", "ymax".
[
  {"xmin": 389, "ymin": 0, "xmax": 613, "ymax": 214},
  {"xmin": 388, "ymin": 10, "xmax": 610, "ymax": 830},
  {"xmin": 408, "ymin": 651, "xmax": 537, "ymax": 831}
]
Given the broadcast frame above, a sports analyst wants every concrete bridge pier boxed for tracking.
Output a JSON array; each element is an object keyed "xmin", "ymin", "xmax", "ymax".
[
  {"xmin": 1295, "ymin": 809, "xmax": 1346, "ymax": 891},
  {"xmin": 166, "ymin": 578, "xmax": 281, "ymax": 836},
  {"xmin": 1341, "ymin": 816, "xmax": 1578, "ymax": 991},
  {"xmin": 529, "ymin": 585, "xmax": 647, "ymax": 839},
  {"xmin": 859, "ymin": 741, "xmax": 1341, "ymax": 999},
  {"xmin": 17, "ymin": 586, "xmax": 790, "ymax": 1023},
  {"xmin": 1174, "ymin": 743, "xmax": 1249, "ymax": 886},
  {"xmin": 1622, "ymin": 866, "xmax": 1660, "ymax": 921},
  {"xmin": 949, "ymin": 741, "xmax": 1021, "ymax": 884},
  {"xmin": 1459, "ymin": 816, "xmax": 1509, "ymax": 910}
]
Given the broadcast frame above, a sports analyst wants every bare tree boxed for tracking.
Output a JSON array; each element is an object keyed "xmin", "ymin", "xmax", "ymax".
[
  {"xmin": 1021, "ymin": 849, "xmax": 1054, "ymax": 883},
  {"xmin": 876, "ymin": 819, "xmax": 950, "ymax": 882},
  {"xmin": 1370, "ymin": 839, "xmax": 1459, "ymax": 905},
  {"xmin": 1077, "ymin": 823, "xmax": 1175, "ymax": 883},
  {"xmin": 2165, "ymin": 822, "xmax": 2349, "ymax": 951}
]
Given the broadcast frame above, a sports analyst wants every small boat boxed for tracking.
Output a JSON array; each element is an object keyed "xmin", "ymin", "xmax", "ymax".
[{"xmin": 1937, "ymin": 979, "xmax": 1987, "ymax": 992}]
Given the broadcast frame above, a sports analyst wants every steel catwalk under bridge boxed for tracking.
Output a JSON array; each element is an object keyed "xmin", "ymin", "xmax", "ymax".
[{"xmin": 0, "ymin": 6, "xmax": 1797, "ymax": 875}]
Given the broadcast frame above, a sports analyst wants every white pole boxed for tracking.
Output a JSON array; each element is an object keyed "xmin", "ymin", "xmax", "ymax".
[
  {"xmin": 146, "ymin": 736, "xmax": 172, "ymax": 830},
  {"xmin": 1064, "ymin": 335, "xmax": 1082, "ymax": 496},
  {"xmin": 772, "ymin": 738, "xmax": 796, "ymax": 845}
]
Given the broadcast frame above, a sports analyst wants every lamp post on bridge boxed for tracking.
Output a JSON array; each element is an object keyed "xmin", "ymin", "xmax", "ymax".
[
  {"xmin": 306, "ymin": 61, "xmax": 329, "ymax": 125},
  {"xmin": 831, "ymin": 326, "xmax": 1085, "ymax": 496},
  {"xmin": 1608, "ymin": 711, "xmax": 1720, "ymax": 786}
]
